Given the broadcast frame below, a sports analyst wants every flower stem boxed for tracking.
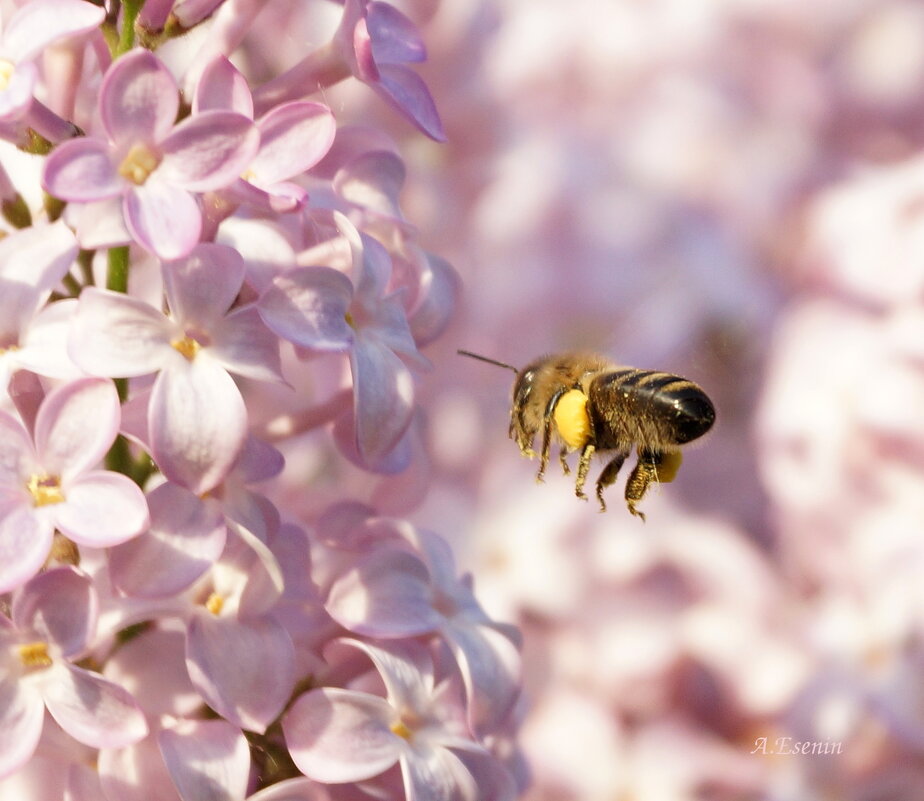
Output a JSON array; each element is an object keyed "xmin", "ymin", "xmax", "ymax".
[
  {"xmin": 117, "ymin": 0, "xmax": 145, "ymax": 55},
  {"xmin": 107, "ymin": 245, "xmax": 130, "ymax": 292}
]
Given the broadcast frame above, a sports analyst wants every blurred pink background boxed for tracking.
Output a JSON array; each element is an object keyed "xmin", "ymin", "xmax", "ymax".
[{"xmin": 268, "ymin": 1, "xmax": 924, "ymax": 797}]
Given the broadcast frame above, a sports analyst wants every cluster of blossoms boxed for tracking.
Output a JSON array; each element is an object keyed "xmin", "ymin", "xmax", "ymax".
[{"xmin": 0, "ymin": 1, "xmax": 523, "ymax": 799}]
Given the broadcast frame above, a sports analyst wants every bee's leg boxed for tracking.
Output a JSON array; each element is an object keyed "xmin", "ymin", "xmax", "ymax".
[
  {"xmin": 559, "ymin": 446, "xmax": 571, "ymax": 475},
  {"xmin": 624, "ymin": 448, "xmax": 663, "ymax": 521},
  {"xmin": 536, "ymin": 389, "xmax": 565, "ymax": 482},
  {"xmin": 510, "ymin": 416, "xmax": 536, "ymax": 459},
  {"xmin": 595, "ymin": 450, "xmax": 628, "ymax": 512},
  {"xmin": 574, "ymin": 443, "xmax": 596, "ymax": 500}
]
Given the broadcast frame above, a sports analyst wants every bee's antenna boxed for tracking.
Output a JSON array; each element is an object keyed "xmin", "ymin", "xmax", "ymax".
[{"xmin": 457, "ymin": 349, "xmax": 519, "ymax": 373}]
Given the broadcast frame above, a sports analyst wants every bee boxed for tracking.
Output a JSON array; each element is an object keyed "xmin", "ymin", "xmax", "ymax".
[{"xmin": 458, "ymin": 350, "xmax": 715, "ymax": 520}]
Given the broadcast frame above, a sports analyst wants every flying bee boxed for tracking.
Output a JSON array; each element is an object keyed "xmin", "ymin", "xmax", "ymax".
[{"xmin": 458, "ymin": 350, "xmax": 715, "ymax": 520}]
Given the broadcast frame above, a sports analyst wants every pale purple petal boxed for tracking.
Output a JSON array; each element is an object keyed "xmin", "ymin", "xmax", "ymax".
[
  {"xmin": 158, "ymin": 111, "xmax": 260, "ymax": 192},
  {"xmin": 0, "ymin": 504, "xmax": 54, "ymax": 593},
  {"xmin": 326, "ymin": 547, "xmax": 441, "ymax": 637},
  {"xmin": 0, "ymin": 412, "xmax": 36, "ymax": 489},
  {"xmin": 66, "ymin": 762, "xmax": 106, "ymax": 801},
  {"xmin": 100, "ymin": 49, "xmax": 179, "ymax": 145},
  {"xmin": 109, "ymin": 482, "xmax": 225, "ymax": 598},
  {"xmin": 351, "ymin": 334, "xmax": 415, "ymax": 462},
  {"xmin": 258, "ymin": 267, "xmax": 354, "ymax": 350},
  {"xmin": 159, "ymin": 720, "xmax": 250, "ymax": 801},
  {"xmin": 214, "ymin": 524, "xmax": 285, "ymax": 617},
  {"xmin": 2, "ymin": 0, "xmax": 106, "ymax": 63},
  {"xmin": 12, "ymin": 566, "xmax": 96, "ymax": 656},
  {"xmin": 333, "ymin": 150, "xmax": 406, "ymax": 221},
  {"xmin": 234, "ymin": 436, "xmax": 285, "ymax": 484},
  {"xmin": 186, "ymin": 614, "xmax": 295, "ymax": 733},
  {"xmin": 149, "ymin": 357, "xmax": 247, "ymax": 495},
  {"xmin": 209, "ymin": 306, "xmax": 283, "ymax": 382},
  {"xmin": 373, "ymin": 65, "xmax": 445, "ymax": 142},
  {"xmin": 194, "ymin": 56, "xmax": 254, "ymax": 116},
  {"xmin": 43, "ymin": 138, "xmax": 123, "ymax": 202},
  {"xmin": 162, "ymin": 243, "xmax": 245, "ymax": 328},
  {"xmin": 214, "ymin": 216, "xmax": 297, "ymax": 294},
  {"xmin": 335, "ymin": 638, "xmax": 434, "ymax": 710},
  {"xmin": 70, "ymin": 287, "xmax": 176, "ymax": 377},
  {"xmin": 247, "ymin": 777, "xmax": 332, "ymax": 801},
  {"xmin": 0, "ymin": 60, "xmax": 36, "ymax": 119},
  {"xmin": 69, "ymin": 197, "xmax": 133, "ymax": 250},
  {"xmin": 251, "ymin": 103, "xmax": 336, "ymax": 184},
  {"xmin": 0, "ymin": 679, "xmax": 44, "ymax": 780},
  {"xmin": 401, "ymin": 744, "xmax": 478, "ymax": 801},
  {"xmin": 332, "ymin": 405, "xmax": 413, "ymax": 475},
  {"xmin": 18, "ymin": 299, "xmax": 84, "ymax": 379},
  {"xmin": 408, "ymin": 252, "xmax": 460, "ymax": 347},
  {"xmin": 43, "ymin": 663, "xmax": 148, "ymax": 748},
  {"xmin": 55, "ymin": 471, "xmax": 149, "ymax": 547},
  {"xmin": 99, "ymin": 737, "xmax": 182, "ymax": 801},
  {"xmin": 442, "ymin": 622, "xmax": 521, "ymax": 736},
  {"xmin": 367, "ymin": 1, "xmax": 426, "ymax": 64},
  {"xmin": 283, "ymin": 688, "xmax": 401, "ymax": 782},
  {"xmin": 34, "ymin": 377, "xmax": 120, "ymax": 478},
  {"xmin": 124, "ymin": 180, "xmax": 202, "ymax": 260},
  {"xmin": 0, "ymin": 219, "xmax": 78, "ymax": 291}
]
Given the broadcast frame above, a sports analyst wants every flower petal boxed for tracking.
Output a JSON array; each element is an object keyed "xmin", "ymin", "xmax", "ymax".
[
  {"xmin": 100, "ymin": 49, "xmax": 179, "ymax": 145},
  {"xmin": 401, "ymin": 743, "xmax": 478, "ymax": 801},
  {"xmin": 70, "ymin": 287, "xmax": 176, "ymax": 377},
  {"xmin": 124, "ymin": 180, "xmax": 202, "ymax": 261},
  {"xmin": 193, "ymin": 56, "xmax": 254, "ymax": 116},
  {"xmin": 158, "ymin": 111, "xmax": 260, "ymax": 192},
  {"xmin": 373, "ymin": 64, "xmax": 445, "ymax": 141},
  {"xmin": 367, "ymin": 1, "xmax": 427, "ymax": 64},
  {"xmin": 162, "ymin": 243, "xmax": 245, "ymax": 328},
  {"xmin": 43, "ymin": 138, "xmax": 123, "ymax": 202},
  {"xmin": 98, "ymin": 736, "xmax": 181, "ymax": 801},
  {"xmin": 55, "ymin": 471, "xmax": 149, "ymax": 547},
  {"xmin": 186, "ymin": 614, "xmax": 295, "ymax": 733},
  {"xmin": 109, "ymin": 482, "xmax": 225, "ymax": 598},
  {"xmin": 149, "ymin": 358, "xmax": 248, "ymax": 495},
  {"xmin": 0, "ymin": 679, "xmax": 44, "ymax": 780},
  {"xmin": 251, "ymin": 102, "xmax": 336, "ymax": 184},
  {"xmin": 18, "ymin": 299, "xmax": 84, "ymax": 379},
  {"xmin": 43, "ymin": 663, "xmax": 148, "ymax": 748},
  {"xmin": 258, "ymin": 267, "xmax": 354, "ymax": 350},
  {"xmin": 2, "ymin": 0, "xmax": 105, "ymax": 62},
  {"xmin": 351, "ymin": 334, "xmax": 415, "ymax": 463},
  {"xmin": 0, "ymin": 412, "xmax": 36, "ymax": 490},
  {"xmin": 12, "ymin": 566, "xmax": 96, "ymax": 657},
  {"xmin": 0, "ymin": 503, "xmax": 54, "ymax": 593},
  {"xmin": 283, "ymin": 688, "xmax": 401, "ymax": 783},
  {"xmin": 0, "ymin": 219, "xmax": 79, "ymax": 292},
  {"xmin": 34, "ymin": 377, "xmax": 120, "ymax": 478},
  {"xmin": 159, "ymin": 719, "xmax": 250, "ymax": 801},
  {"xmin": 209, "ymin": 306, "xmax": 283, "ymax": 382},
  {"xmin": 326, "ymin": 547, "xmax": 441, "ymax": 637}
]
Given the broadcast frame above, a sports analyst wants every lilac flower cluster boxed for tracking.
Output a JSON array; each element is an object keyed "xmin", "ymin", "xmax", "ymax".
[{"xmin": 0, "ymin": 1, "xmax": 521, "ymax": 799}]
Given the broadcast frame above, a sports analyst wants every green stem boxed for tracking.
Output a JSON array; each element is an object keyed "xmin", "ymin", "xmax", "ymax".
[
  {"xmin": 107, "ymin": 245, "xmax": 130, "ymax": 292},
  {"xmin": 77, "ymin": 249, "xmax": 96, "ymax": 286},
  {"xmin": 117, "ymin": 0, "xmax": 145, "ymax": 55}
]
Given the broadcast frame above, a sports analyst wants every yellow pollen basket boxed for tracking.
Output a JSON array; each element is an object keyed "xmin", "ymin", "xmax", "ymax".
[
  {"xmin": 27, "ymin": 473, "xmax": 65, "ymax": 507},
  {"xmin": 118, "ymin": 143, "xmax": 161, "ymax": 185},
  {"xmin": 172, "ymin": 336, "xmax": 201, "ymax": 361},
  {"xmin": 655, "ymin": 451, "xmax": 683, "ymax": 483},
  {"xmin": 554, "ymin": 389, "xmax": 591, "ymax": 450},
  {"xmin": 18, "ymin": 641, "xmax": 53, "ymax": 668}
]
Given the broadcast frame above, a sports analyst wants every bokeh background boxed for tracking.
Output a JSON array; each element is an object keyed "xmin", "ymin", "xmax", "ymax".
[{"xmin": 268, "ymin": 1, "xmax": 924, "ymax": 798}]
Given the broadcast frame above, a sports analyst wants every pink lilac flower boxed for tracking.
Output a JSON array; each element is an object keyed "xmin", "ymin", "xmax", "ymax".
[
  {"xmin": 70, "ymin": 243, "xmax": 282, "ymax": 495},
  {"xmin": 194, "ymin": 56, "xmax": 337, "ymax": 215},
  {"xmin": 0, "ymin": 221, "xmax": 83, "ymax": 392},
  {"xmin": 0, "ymin": 567, "xmax": 147, "ymax": 779},
  {"xmin": 283, "ymin": 638, "xmax": 516, "ymax": 801},
  {"xmin": 0, "ymin": 377, "xmax": 149, "ymax": 593},
  {"xmin": 258, "ymin": 213, "xmax": 422, "ymax": 467},
  {"xmin": 42, "ymin": 48, "xmax": 259, "ymax": 259},
  {"xmin": 0, "ymin": 0, "xmax": 104, "ymax": 143},
  {"xmin": 253, "ymin": 0, "xmax": 444, "ymax": 140}
]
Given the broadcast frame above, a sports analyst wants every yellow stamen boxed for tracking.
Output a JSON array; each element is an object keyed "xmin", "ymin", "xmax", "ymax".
[
  {"xmin": 0, "ymin": 60, "xmax": 15, "ymax": 92},
  {"xmin": 390, "ymin": 720, "xmax": 413, "ymax": 740},
  {"xmin": 118, "ymin": 143, "xmax": 161, "ymax": 185},
  {"xmin": 27, "ymin": 473, "xmax": 65, "ymax": 507},
  {"xmin": 205, "ymin": 592, "xmax": 224, "ymax": 615},
  {"xmin": 172, "ymin": 336, "xmax": 201, "ymax": 361},
  {"xmin": 344, "ymin": 311, "xmax": 356, "ymax": 329},
  {"xmin": 18, "ymin": 641, "xmax": 52, "ymax": 668},
  {"xmin": 554, "ymin": 389, "xmax": 591, "ymax": 450}
]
